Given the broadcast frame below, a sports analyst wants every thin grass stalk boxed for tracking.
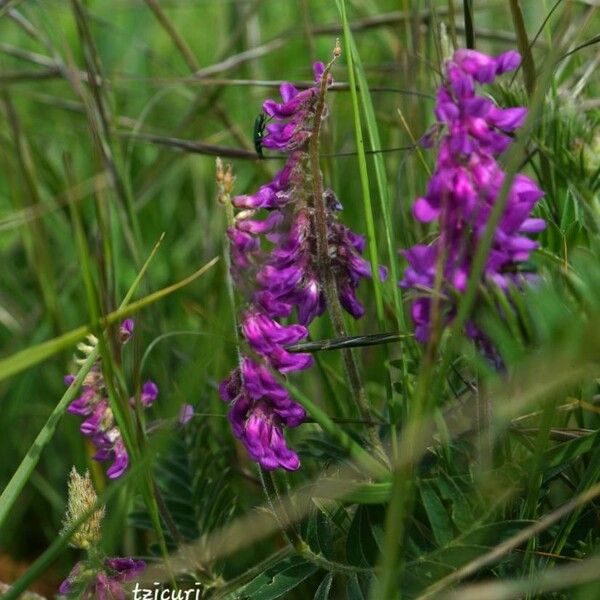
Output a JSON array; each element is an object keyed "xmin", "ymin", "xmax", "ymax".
[
  {"xmin": 444, "ymin": 554, "xmax": 600, "ymax": 600},
  {"xmin": 416, "ymin": 478, "xmax": 600, "ymax": 599},
  {"xmin": 336, "ymin": 1, "xmax": 385, "ymax": 325},
  {"xmin": 0, "ymin": 249, "xmax": 218, "ymax": 535},
  {"xmin": 93, "ymin": 177, "xmax": 117, "ymax": 318},
  {"xmin": 509, "ymin": 0, "xmax": 537, "ymax": 96},
  {"xmin": 69, "ymin": 0, "xmax": 142, "ymax": 263},
  {"xmin": 1, "ymin": 89, "xmax": 62, "ymax": 332},
  {"xmin": 64, "ymin": 160, "xmax": 138, "ymax": 461},
  {"xmin": 509, "ymin": 0, "xmax": 559, "ymax": 229},
  {"xmin": 143, "ymin": 0, "xmax": 201, "ymax": 72},
  {"xmin": 283, "ymin": 379, "xmax": 389, "ymax": 481},
  {"xmin": 373, "ymin": 191, "xmax": 449, "ymax": 600},
  {"xmin": 342, "ymin": 29, "xmax": 414, "ymax": 455},
  {"xmin": 463, "ymin": 0, "xmax": 475, "ymax": 49},
  {"xmin": 142, "ymin": 0, "xmax": 261, "ymax": 163},
  {"xmin": 447, "ymin": 0, "xmax": 458, "ymax": 49},
  {"xmin": 259, "ymin": 469, "xmax": 304, "ymax": 550},
  {"xmin": 520, "ymin": 397, "xmax": 558, "ymax": 575},
  {"xmin": 551, "ymin": 437, "xmax": 600, "ymax": 557}
]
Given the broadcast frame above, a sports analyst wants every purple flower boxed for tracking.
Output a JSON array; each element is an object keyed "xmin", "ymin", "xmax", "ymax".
[
  {"xmin": 220, "ymin": 359, "xmax": 304, "ymax": 471},
  {"xmin": 59, "ymin": 557, "xmax": 145, "ymax": 599},
  {"xmin": 65, "ymin": 340, "xmax": 158, "ymax": 479},
  {"xmin": 105, "ymin": 437, "xmax": 129, "ymax": 480},
  {"xmin": 119, "ymin": 319, "xmax": 134, "ymax": 343},
  {"xmin": 179, "ymin": 403, "xmax": 194, "ymax": 424},
  {"xmin": 59, "ymin": 562, "xmax": 82, "ymax": 595},
  {"xmin": 140, "ymin": 380, "xmax": 159, "ymax": 407},
  {"xmin": 104, "ymin": 557, "xmax": 146, "ymax": 580},
  {"xmin": 400, "ymin": 49, "xmax": 545, "ymax": 352}
]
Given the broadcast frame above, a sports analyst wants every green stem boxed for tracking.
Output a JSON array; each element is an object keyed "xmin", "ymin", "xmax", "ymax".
[
  {"xmin": 463, "ymin": 0, "xmax": 475, "ymax": 49},
  {"xmin": 509, "ymin": 0, "xmax": 537, "ymax": 96},
  {"xmin": 308, "ymin": 45, "xmax": 385, "ymax": 460}
]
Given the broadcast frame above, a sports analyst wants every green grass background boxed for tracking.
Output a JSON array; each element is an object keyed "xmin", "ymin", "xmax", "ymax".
[{"xmin": 1, "ymin": 0, "xmax": 600, "ymax": 598}]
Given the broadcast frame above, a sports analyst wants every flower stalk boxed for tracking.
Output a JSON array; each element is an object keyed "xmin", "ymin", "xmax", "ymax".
[{"xmin": 308, "ymin": 42, "xmax": 386, "ymax": 460}]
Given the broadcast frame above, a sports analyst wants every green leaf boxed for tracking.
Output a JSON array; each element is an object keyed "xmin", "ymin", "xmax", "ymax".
[
  {"xmin": 316, "ymin": 479, "xmax": 392, "ymax": 505},
  {"xmin": 331, "ymin": 11, "xmax": 384, "ymax": 325},
  {"xmin": 223, "ymin": 556, "xmax": 319, "ymax": 600},
  {"xmin": 419, "ymin": 480, "xmax": 455, "ymax": 546},
  {"xmin": 346, "ymin": 574, "xmax": 366, "ymax": 600},
  {"xmin": 461, "ymin": 520, "xmax": 535, "ymax": 546},
  {"xmin": 542, "ymin": 430, "xmax": 600, "ymax": 477},
  {"xmin": 313, "ymin": 573, "xmax": 333, "ymax": 600},
  {"xmin": 306, "ymin": 509, "xmax": 334, "ymax": 560},
  {"xmin": 434, "ymin": 474, "xmax": 476, "ymax": 533},
  {"xmin": 346, "ymin": 505, "xmax": 383, "ymax": 568}
]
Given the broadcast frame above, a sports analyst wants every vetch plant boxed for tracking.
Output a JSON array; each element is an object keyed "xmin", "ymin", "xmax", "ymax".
[{"xmin": 218, "ymin": 44, "xmax": 381, "ymax": 471}]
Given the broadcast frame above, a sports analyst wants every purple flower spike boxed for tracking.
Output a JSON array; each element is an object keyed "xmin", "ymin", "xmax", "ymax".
[
  {"xmin": 220, "ymin": 58, "xmax": 376, "ymax": 471},
  {"xmin": 222, "ymin": 360, "xmax": 304, "ymax": 472},
  {"xmin": 65, "ymin": 325, "xmax": 158, "ymax": 479},
  {"xmin": 400, "ymin": 48, "xmax": 545, "ymax": 358}
]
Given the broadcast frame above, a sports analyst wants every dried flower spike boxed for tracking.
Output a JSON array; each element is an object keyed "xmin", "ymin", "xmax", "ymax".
[{"xmin": 61, "ymin": 467, "xmax": 104, "ymax": 550}]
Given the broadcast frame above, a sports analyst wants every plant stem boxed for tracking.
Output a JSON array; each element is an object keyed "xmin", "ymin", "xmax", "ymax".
[
  {"xmin": 307, "ymin": 44, "xmax": 386, "ymax": 461},
  {"xmin": 463, "ymin": 0, "xmax": 475, "ymax": 49}
]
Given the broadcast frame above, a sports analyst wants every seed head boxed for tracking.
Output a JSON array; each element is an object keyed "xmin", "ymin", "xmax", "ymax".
[{"xmin": 61, "ymin": 467, "xmax": 105, "ymax": 549}]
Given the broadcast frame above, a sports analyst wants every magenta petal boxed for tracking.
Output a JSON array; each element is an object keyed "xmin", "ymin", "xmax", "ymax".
[
  {"xmin": 413, "ymin": 197, "xmax": 440, "ymax": 222},
  {"xmin": 496, "ymin": 50, "xmax": 522, "ymax": 73}
]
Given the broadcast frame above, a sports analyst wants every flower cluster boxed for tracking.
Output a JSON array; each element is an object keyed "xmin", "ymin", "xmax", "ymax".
[
  {"xmin": 220, "ymin": 61, "xmax": 374, "ymax": 470},
  {"xmin": 65, "ymin": 320, "xmax": 159, "ymax": 479},
  {"xmin": 59, "ymin": 556, "xmax": 145, "ymax": 599},
  {"xmin": 400, "ymin": 49, "xmax": 545, "ymax": 344}
]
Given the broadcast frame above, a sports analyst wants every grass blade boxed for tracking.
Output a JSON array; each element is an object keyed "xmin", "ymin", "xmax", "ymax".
[
  {"xmin": 335, "ymin": 0, "xmax": 384, "ymax": 326},
  {"xmin": 0, "ymin": 255, "xmax": 218, "ymax": 383}
]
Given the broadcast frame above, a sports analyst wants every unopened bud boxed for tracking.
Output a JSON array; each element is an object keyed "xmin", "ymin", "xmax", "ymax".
[
  {"xmin": 216, "ymin": 157, "xmax": 224, "ymax": 183},
  {"xmin": 333, "ymin": 38, "xmax": 341, "ymax": 58},
  {"xmin": 223, "ymin": 163, "xmax": 235, "ymax": 194},
  {"xmin": 119, "ymin": 319, "xmax": 134, "ymax": 344}
]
